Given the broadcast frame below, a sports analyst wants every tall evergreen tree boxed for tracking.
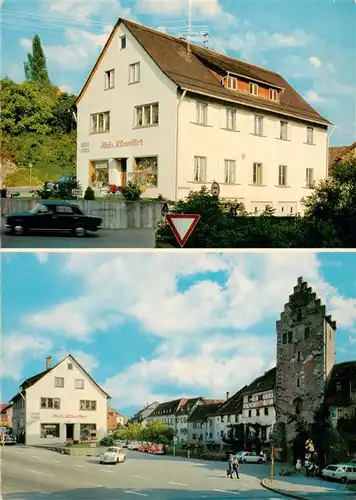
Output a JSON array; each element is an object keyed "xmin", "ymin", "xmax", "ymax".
[{"xmin": 24, "ymin": 35, "xmax": 50, "ymax": 85}]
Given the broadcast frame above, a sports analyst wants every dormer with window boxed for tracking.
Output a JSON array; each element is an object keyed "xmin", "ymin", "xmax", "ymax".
[
  {"xmin": 225, "ymin": 76, "xmax": 238, "ymax": 90},
  {"xmin": 249, "ymin": 82, "xmax": 259, "ymax": 96}
]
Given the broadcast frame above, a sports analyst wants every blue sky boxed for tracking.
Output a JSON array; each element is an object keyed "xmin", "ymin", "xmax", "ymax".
[
  {"xmin": 2, "ymin": 251, "xmax": 356, "ymax": 418},
  {"xmin": 2, "ymin": 0, "xmax": 355, "ymax": 146}
]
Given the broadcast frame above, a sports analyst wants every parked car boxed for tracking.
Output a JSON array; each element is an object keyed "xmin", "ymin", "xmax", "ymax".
[
  {"xmin": 127, "ymin": 441, "xmax": 141, "ymax": 450},
  {"xmin": 321, "ymin": 463, "xmax": 356, "ymax": 483},
  {"xmin": 237, "ymin": 451, "xmax": 266, "ymax": 464},
  {"xmin": 6, "ymin": 201, "xmax": 102, "ymax": 237},
  {"xmin": 139, "ymin": 443, "xmax": 150, "ymax": 452},
  {"xmin": 99, "ymin": 446, "xmax": 126, "ymax": 465},
  {"xmin": 0, "ymin": 428, "xmax": 16, "ymax": 445},
  {"xmin": 148, "ymin": 443, "xmax": 164, "ymax": 455}
]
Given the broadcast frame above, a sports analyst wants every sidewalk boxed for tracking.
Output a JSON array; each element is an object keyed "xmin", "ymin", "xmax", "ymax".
[{"xmin": 261, "ymin": 476, "xmax": 355, "ymax": 499}]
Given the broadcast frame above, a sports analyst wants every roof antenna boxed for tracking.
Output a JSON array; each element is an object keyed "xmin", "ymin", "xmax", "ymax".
[{"xmin": 202, "ymin": 32, "xmax": 209, "ymax": 49}]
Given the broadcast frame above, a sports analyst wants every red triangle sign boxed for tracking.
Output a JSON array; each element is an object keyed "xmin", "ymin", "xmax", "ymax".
[{"xmin": 165, "ymin": 214, "xmax": 201, "ymax": 247}]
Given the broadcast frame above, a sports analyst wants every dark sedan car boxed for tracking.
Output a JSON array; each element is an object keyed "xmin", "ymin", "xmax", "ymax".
[{"xmin": 6, "ymin": 201, "xmax": 102, "ymax": 237}]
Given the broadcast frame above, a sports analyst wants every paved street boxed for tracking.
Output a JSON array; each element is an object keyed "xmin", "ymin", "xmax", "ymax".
[
  {"xmin": 2, "ymin": 445, "xmax": 285, "ymax": 500},
  {"xmin": 1, "ymin": 228, "xmax": 155, "ymax": 248}
]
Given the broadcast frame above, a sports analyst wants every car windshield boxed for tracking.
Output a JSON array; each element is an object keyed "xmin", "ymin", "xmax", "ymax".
[
  {"xmin": 107, "ymin": 447, "xmax": 118, "ymax": 453},
  {"xmin": 325, "ymin": 465, "xmax": 338, "ymax": 471},
  {"xmin": 30, "ymin": 204, "xmax": 48, "ymax": 214}
]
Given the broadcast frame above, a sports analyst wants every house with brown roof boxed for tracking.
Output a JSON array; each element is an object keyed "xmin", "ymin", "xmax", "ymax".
[
  {"xmin": 0, "ymin": 403, "xmax": 13, "ymax": 429},
  {"xmin": 329, "ymin": 141, "xmax": 356, "ymax": 172},
  {"xmin": 10, "ymin": 355, "xmax": 110, "ymax": 445},
  {"xmin": 187, "ymin": 402, "xmax": 223, "ymax": 444},
  {"xmin": 129, "ymin": 401, "xmax": 160, "ymax": 427},
  {"xmin": 76, "ymin": 18, "xmax": 331, "ymax": 214}
]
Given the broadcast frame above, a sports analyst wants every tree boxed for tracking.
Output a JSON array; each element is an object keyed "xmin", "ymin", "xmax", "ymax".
[
  {"xmin": 24, "ymin": 34, "xmax": 51, "ymax": 85},
  {"xmin": 141, "ymin": 421, "xmax": 173, "ymax": 444},
  {"xmin": 114, "ymin": 423, "xmax": 142, "ymax": 441},
  {"xmin": 51, "ymin": 93, "xmax": 77, "ymax": 134}
]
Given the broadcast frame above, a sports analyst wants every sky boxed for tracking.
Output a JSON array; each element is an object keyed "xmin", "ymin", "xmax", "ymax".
[
  {"xmin": 1, "ymin": 0, "xmax": 355, "ymax": 146},
  {"xmin": 2, "ymin": 251, "xmax": 356, "ymax": 418}
]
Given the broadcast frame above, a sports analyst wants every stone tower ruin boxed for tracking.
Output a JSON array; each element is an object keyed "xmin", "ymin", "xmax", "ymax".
[{"xmin": 274, "ymin": 276, "xmax": 336, "ymax": 459}]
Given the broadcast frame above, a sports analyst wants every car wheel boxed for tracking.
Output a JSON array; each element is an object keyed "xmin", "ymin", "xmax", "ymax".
[
  {"xmin": 12, "ymin": 224, "xmax": 26, "ymax": 236},
  {"xmin": 73, "ymin": 226, "xmax": 87, "ymax": 237},
  {"xmin": 99, "ymin": 461, "xmax": 103, "ymax": 464},
  {"xmin": 257, "ymin": 459, "xmax": 263, "ymax": 464},
  {"xmin": 340, "ymin": 477, "xmax": 348, "ymax": 484}
]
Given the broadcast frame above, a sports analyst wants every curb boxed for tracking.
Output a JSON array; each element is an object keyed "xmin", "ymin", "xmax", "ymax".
[{"xmin": 261, "ymin": 477, "xmax": 309, "ymax": 500}]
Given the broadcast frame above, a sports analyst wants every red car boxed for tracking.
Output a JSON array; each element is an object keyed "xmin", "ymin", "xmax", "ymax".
[
  {"xmin": 139, "ymin": 443, "xmax": 150, "ymax": 452},
  {"xmin": 148, "ymin": 443, "xmax": 164, "ymax": 455}
]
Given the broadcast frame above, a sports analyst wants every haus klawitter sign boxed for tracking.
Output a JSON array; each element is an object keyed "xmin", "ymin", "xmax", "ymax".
[{"xmin": 100, "ymin": 138, "xmax": 143, "ymax": 149}]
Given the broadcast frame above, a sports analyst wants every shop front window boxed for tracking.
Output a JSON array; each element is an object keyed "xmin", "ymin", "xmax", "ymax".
[
  {"xmin": 131, "ymin": 156, "xmax": 158, "ymax": 187},
  {"xmin": 80, "ymin": 423, "xmax": 97, "ymax": 441},
  {"xmin": 41, "ymin": 424, "xmax": 60, "ymax": 439},
  {"xmin": 91, "ymin": 162, "xmax": 109, "ymax": 188}
]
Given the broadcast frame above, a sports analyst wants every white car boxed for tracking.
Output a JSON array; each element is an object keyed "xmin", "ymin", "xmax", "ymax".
[
  {"xmin": 321, "ymin": 463, "xmax": 356, "ymax": 483},
  {"xmin": 99, "ymin": 446, "xmax": 126, "ymax": 465},
  {"xmin": 238, "ymin": 451, "xmax": 266, "ymax": 464}
]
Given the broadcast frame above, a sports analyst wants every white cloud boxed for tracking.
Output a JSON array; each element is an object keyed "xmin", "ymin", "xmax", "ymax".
[
  {"xmin": 19, "ymin": 38, "xmax": 32, "ymax": 51},
  {"xmin": 35, "ymin": 253, "xmax": 49, "ymax": 264},
  {"xmin": 19, "ymin": 252, "xmax": 356, "ymax": 407},
  {"xmin": 309, "ymin": 56, "xmax": 322, "ymax": 68},
  {"xmin": 304, "ymin": 90, "xmax": 327, "ymax": 103},
  {"xmin": 1, "ymin": 334, "xmax": 52, "ymax": 381},
  {"xmin": 46, "ymin": 0, "xmax": 133, "ymax": 24}
]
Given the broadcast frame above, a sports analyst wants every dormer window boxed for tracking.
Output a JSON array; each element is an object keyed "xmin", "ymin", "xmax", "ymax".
[
  {"xmin": 249, "ymin": 83, "xmax": 258, "ymax": 96},
  {"xmin": 226, "ymin": 76, "xmax": 237, "ymax": 90},
  {"xmin": 269, "ymin": 89, "xmax": 278, "ymax": 101}
]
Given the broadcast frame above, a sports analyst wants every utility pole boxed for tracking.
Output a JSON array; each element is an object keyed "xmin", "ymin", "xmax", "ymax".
[{"xmin": 202, "ymin": 32, "xmax": 209, "ymax": 49}]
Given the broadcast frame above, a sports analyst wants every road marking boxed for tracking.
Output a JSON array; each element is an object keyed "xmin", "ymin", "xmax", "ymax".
[
  {"xmin": 132, "ymin": 475, "xmax": 149, "ymax": 479},
  {"xmin": 168, "ymin": 481, "xmax": 189, "ymax": 486},
  {"xmin": 74, "ymin": 464, "xmax": 86, "ymax": 468},
  {"xmin": 124, "ymin": 492, "xmax": 149, "ymax": 497},
  {"xmin": 31, "ymin": 455, "xmax": 40, "ymax": 459},
  {"xmin": 52, "ymin": 459, "xmax": 62, "ymax": 463},
  {"xmin": 100, "ymin": 468, "xmax": 113, "ymax": 473},
  {"xmin": 212, "ymin": 489, "xmax": 240, "ymax": 495},
  {"xmin": 83, "ymin": 481, "xmax": 103, "ymax": 487},
  {"xmin": 26, "ymin": 469, "xmax": 54, "ymax": 478},
  {"xmin": 16, "ymin": 451, "xmax": 25, "ymax": 454}
]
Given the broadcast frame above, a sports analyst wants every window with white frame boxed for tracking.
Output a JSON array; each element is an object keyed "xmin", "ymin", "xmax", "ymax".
[
  {"xmin": 224, "ymin": 159, "xmax": 236, "ymax": 184},
  {"xmin": 120, "ymin": 36, "xmax": 126, "ymax": 49},
  {"xmin": 253, "ymin": 162, "xmax": 263, "ymax": 185},
  {"xmin": 90, "ymin": 112, "xmax": 110, "ymax": 133},
  {"xmin": 105, "ymin": 69, "xmax": 115, "ymax": 90},
  {"xmin": 269, "ymin": 88, "xmax": 278, "ymax": 101},
  {"xmin": 306, "ymin": 126, "xmax": 314, "ymax": 144},
  {"xmin": 306, "ymin": 168, "xmax": 314, "ymax": 188},
  {"xmin": 196, "ymin": 102, "xmax": 207, "ymax": 125},
  {"xmin": 226, "ymin": 108, "xmax": 236, "ymax": 130},
  {"xmin": 278, "ymin": 165, "xmax": 287, "ymax": 186},
  {"xmin": 40, "ymin": 397, "xmax": 60, "ymax": 409},
  {"xmin": 79, "ymin": 400, "xmax": 97, "ymax": 411},
  {"xmin": 226, "ymin": 76, "xmax": 237, "ymax": 90},
  {"xmin": 280, "ymin": 120, "xmax": 288, "ymax": 140},
  {"xmin": 54, "ymin": 377, "xmax": 64, "ymax": 388},
  {"xmin": 249, "ymin": 82, "xmax": 259, "ymax": 96},
  {"xmin": 75, "ymin": 379, "xmax": 84, "ymax": 389},
  {"xmin": 135, "ymin": 103, "xmax": 159, "ymax": 127},
  {"xmin": 129, "ymin": 62, "xmax": 140, "ymax": 84},
  {"xmin": 254, "ymin": 115, "xmax": 263, "ymax": 135},
  {"xmin": 193, "ymin": 156, "xmax": 207, "ymax": 182}
]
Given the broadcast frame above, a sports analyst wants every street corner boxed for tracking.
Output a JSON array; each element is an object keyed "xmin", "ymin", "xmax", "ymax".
[{"xmin": 261, "ymin": 477, "xmax": 306, "ymax": 500}]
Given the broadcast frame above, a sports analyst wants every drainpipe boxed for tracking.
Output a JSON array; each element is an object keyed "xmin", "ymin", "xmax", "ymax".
[
  {"xmin": 175, "ymin": 89, "xmax": 187, "ymax": 201},
  {"xmin": 327, "ymin": 125, "xmax": 337, "ymax": 178}
]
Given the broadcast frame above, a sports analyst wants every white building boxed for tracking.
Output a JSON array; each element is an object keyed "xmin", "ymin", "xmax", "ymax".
[
  {"xmin": 187, "ymin": 402, "xmax": 223, "ymax": 445},
  {"xmin": 11, "ymin": 355, "xmax": 110, "ymax": 445},
  {"xmin": 129, "ymin": 401, "xmax": 160, "ymax": 427},
  {"xmin": 145, "ymin": 398, "xmax": 185, "ymax": 433},
  {"xmin": 76, "ymin": 18, "xmax": 332, "ymax": 214}
]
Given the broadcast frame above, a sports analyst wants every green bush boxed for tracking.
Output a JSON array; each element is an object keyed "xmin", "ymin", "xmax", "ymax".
[
  {"xmin": 100, "ymin": 435, "xmax": 115, "ymax": 447},
  {"xmin": 121, "ymin": 182, "xmax": 141, "ymax": 201},
  {"xmin": 84, "ymin": 186, "xmax": 95, "ymax": 200}
]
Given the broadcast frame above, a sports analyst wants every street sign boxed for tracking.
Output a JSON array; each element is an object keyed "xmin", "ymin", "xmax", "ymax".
[
  {"xmin": 165, "ymin": 214, "xmax": 201, "ymax": 247},
  {"xmin": 211, "ymin": 181, "xmax": 220, "ymax": 197},
  {"xmin": 71, "ymin": 189, "xmax": 82, "ymax": 197},
  {"xmin": 173, "ymin": 436, "xmax": 178, "ymax": 445}
]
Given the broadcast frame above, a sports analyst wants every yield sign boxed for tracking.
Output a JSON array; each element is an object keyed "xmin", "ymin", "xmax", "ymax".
[{"xmin": 165, "ymin": 214, "xmax": 200, "ymax": 247}]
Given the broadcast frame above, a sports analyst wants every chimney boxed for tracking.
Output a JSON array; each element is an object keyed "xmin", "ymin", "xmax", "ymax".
[
  {"xmin": 226, "ymin": 391, "xmax": 230, "ymax": 400},
  {"xmin": 46, "ymin": 356, "xmax": 52, "ymax": 370}
]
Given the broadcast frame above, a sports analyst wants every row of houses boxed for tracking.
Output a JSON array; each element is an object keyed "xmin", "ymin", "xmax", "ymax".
[
  {"xmin": 131, "ymin": 277, "xmax": 356, "ymax": 457},
  {"xmin": 4, "ymin": 355, "xmax": 127, "ymax": 445}
]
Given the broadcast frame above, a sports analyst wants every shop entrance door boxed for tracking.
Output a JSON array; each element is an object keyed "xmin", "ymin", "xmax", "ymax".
[
  {"xmin": 66, "ymin": 423, "xmax": 74, "ymax": 440},
  {"xmin": 119, "ymin": 158, "xmax": 127, "ymax": 186}
]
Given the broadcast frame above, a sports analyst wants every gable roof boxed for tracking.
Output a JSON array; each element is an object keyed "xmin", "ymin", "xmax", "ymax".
[
  {"xmin": 129, "ymin": 401, "xmax": 160, "ymax": 423},
  {"xmin": 188, "ymin": 402, "xmax": 222, "ymax": 422},
  {"xmin": 175, "ymin": 397, "xmax": 201, "ymax": 415},
  {"xmin": 326, "ymin": 361, "xmax": 356, "ymax": 405},
  {"xmin": 242, "ymin": 367, "xmax": 276, "ymax": 396},
  {"xmin": 214, "ymin": 386, "xmax": 247, "ymax": 416},
  {"xmin": 151, "ymin": 398, "xmax": 186, "ymax": 416},
  {"xmin": 19, "ymin": 354, "xmax": 110, "ymax": 399},
  {"xmin": 76, "ymin": 18, "xmax": 331, "ymax": 127}
]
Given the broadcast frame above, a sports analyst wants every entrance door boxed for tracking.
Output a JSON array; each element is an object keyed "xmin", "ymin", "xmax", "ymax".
[
  {"xmin": 120, "ymin": 159, "xmax": 127, "ymax": 186},
  {"xmin": 66, "ymin": 423, "xmax": 74, "ymax": 440}
]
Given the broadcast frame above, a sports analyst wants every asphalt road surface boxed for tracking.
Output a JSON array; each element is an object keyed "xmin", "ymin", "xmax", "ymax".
[
  {"xmin": 2, "ymin": 445, "xmax": 285, "ymax": 500},
  {"xmin": 1, "ymin": 228, "xmax": 155, "ymax": 248}
]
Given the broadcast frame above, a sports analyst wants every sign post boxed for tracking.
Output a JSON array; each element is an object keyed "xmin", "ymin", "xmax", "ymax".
[
  {"xmin": 165, "ymin": 214, "xmax": 200, "ymax": 247},
  {"xmin": 270, "ymin": 447, "xmax": 282, "ymax": 483}
]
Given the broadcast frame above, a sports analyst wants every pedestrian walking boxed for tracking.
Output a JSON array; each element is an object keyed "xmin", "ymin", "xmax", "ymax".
[
  {"xmin": 295, "ymin": 459, "xmax": 302, "ymax": 473},
  {"xmin": 226, "ymin": 454, "xmax": 234, "ymax": 478},
  {"xmin": 232, "ymin": 455, "xmax": 240, "ymax": 479}
]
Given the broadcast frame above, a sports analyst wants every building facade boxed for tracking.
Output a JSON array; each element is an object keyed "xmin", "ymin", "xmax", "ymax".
[
  {"xmin": 11, "ymin": 355, "xmax": 110, "ymax": 445},
  {"xmin": 129, "ymin": 401, "xmax": 160, "ymax": 427},
  {"xmin": 76, "ymin": 18, "xmax": 331, "ymax": 213},
  {"xmin": 0, "ymin": 404, "xmax": 13, "ymax": 429}
]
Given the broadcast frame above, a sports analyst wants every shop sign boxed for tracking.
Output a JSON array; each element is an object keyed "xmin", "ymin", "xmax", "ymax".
[
  {"xmin": 100, "ymin": 138, "xmax": 143, "ymax": 149},
  {"xmin": 30, "ymin": 413, "xmax": 40, "ymax": 419},
  {"xmin": 52, "ymin": 414, "xmax": 86, "ymax": 419},
  {"xmin": 80, "ymin": 142, "xmax": 89, "ymax": 153}
]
